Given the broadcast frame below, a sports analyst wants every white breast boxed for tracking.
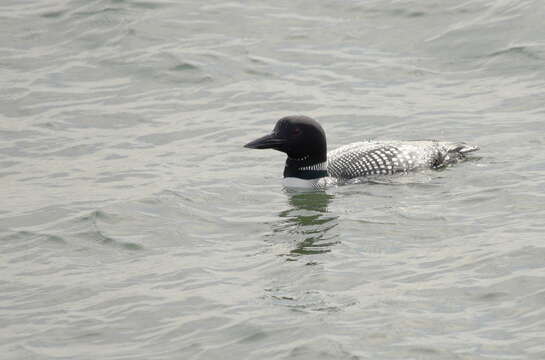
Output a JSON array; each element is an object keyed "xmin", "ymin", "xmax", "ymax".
[
  {"xmin": 282, "ymin": 177, "xmax": 334, "ymax": 189},
  {"xmin": 282, "ymin": 177, "xmax": 317, "ymax": 189}
]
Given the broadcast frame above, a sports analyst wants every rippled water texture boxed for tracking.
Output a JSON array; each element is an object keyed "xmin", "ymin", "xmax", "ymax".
[{"xmin": 2, "ymin": 0, "xmax": 545, "ymax": 359}]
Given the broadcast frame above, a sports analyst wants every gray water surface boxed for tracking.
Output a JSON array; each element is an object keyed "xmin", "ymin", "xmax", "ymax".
[{"xmin": 2, "ymin": 0, "xmax": 545, "ymax": 359}]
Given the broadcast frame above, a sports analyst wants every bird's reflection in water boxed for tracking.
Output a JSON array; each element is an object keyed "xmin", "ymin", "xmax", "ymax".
[{"xmin": 272, "ymin": 191, "xmax": 340, "ymax": 257}]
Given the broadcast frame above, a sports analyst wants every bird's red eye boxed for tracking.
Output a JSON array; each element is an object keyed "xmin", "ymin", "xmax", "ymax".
[{"xmin": 292, "ymin": 128, "xmax": 301, "ymax": 136}]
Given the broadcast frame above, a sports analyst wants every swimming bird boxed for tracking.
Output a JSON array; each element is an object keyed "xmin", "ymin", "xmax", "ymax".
[{"xmin": 244, "ymin": 115, "xmax": 479, "ymax": 189}]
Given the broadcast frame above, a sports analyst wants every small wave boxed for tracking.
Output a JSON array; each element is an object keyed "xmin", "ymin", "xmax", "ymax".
[
  {"xmin": 74, "ymin": 210, "xmax": 144, "ymax": 250},
  {"xmin": 170, "ymin": 62, "xmax": 200, "ymax": 72},
  {"xmin": 41, "ymin": 10, "xmax": 65, "ymax": 19},
  {"xmin": 1, "ymin": 230, "xmax": 67, "ymax": 246},
  {"xmin": 264, "ymin": 288, "xmax": 357, "ymax": 313},
  {"xmin": 487, "ymin": 45, "xmax": 542, "ymax": 60}
]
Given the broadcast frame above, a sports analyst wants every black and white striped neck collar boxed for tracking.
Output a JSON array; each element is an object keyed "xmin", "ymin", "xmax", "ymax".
[
  {"xmin": 298, "ymin": 160, "xmax": 328, "ymax": 171},
  {"xmin": 283, "ymin": 158, "xmax": 328, "ymax": 180}
]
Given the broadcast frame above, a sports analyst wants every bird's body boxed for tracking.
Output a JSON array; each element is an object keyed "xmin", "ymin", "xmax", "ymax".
[
  {"xmin": 328, "ymin": 140, "xmax": 477, "ymax": 178},
  {"xmin": 244, "ymin": 116, "xmax": 478, "ymax": 189}
]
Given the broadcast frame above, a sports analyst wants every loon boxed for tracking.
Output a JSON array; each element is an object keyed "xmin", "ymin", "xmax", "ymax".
[{"xmin": 244, "ymin": 115, "xmax": 479, "ymax": 189}]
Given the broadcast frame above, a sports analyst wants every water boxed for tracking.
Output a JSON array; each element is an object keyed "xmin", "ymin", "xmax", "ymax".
[{"xmin": 2, "ymin": 0, "xmax": 545, "ymax": 358}]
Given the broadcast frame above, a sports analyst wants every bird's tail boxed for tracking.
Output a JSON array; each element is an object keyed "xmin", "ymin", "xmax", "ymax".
[
  {"xmin": 433, "ymin": 142, "xmax": 479, "ymax": 168},
  {"xmin": 448, "ymin": 143, "xmax": 480, "ymax": 156}
]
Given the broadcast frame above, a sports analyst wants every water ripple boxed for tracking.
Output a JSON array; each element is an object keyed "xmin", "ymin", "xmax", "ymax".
[{"xmin": 2, "ymin": 0, "xmax": 545, "ymax": 358}]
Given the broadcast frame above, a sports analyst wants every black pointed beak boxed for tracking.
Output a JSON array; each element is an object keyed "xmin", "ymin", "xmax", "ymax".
[{"xmin": 244, "ymin": 132, "xmax": 286, "ymax": 150}]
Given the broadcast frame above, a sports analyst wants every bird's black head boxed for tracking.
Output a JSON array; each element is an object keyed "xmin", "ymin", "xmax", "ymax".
[{"xmin": 244, "ymin": 115, "xmax": 327, "ymax": 163}]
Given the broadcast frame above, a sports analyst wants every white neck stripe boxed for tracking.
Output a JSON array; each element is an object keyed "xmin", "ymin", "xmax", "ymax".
[{"xmin": 298, "ymin": 161, "xmax": 328, "ymax": 171}]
